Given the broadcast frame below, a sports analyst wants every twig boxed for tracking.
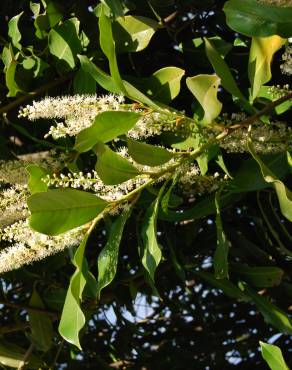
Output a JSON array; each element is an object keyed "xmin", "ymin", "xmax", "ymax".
[
  {"xmin": 17, "ymin": 343, "xmax": 34, "ymax": 370},
  {"xmin": 49, "ymin": 339, "xmax": 64, "ymax": 370},
  {"xmin": 0, "ymin": 74, "xmax": 72, "ymax": 115},
  {"xmin": 0, "ymin": 299, "xmax": 58, "ymax": 317}
]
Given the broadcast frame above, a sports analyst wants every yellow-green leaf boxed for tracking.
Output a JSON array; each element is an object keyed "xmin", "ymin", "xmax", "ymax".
[{"xmin": 260, "ymin": 342, "xmax": 290, "ymax": 370}]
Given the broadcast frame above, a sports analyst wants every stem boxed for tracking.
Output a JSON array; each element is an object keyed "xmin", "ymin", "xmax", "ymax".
[{"xmin": 17, "ymin": 343, "xmax": 34, "ymax": 370}]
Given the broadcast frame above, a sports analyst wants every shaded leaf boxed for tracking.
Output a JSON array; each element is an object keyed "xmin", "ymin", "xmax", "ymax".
[
  {"xmin": 95, "ymin": 143, "xmax": 140, "ymax": 185},
  {"xmin": 224, "ymin": 0, "xmax": 292, "ymax": 38},
  {"xmin": 6, "ymin": 60, "xmax": 22, "ymax": 97},
  {"xmin": 75, "ymin": 111, "xmax": 141, "ymax": 153},
  {"xmin": 186, "ymin": 74, "xmax": 222, "ymax": 125},
  {"xmin": 73, "ymin": 67, "xmax": 96, "ymax": 94},
  {"xmin": 28, "ymin": 189, "xmax": 108, "ymax": 235},
  {"xmin": 234, "ymin": 265, "xmax": 284, "ymax": 288},
  {"xmin": 97, "ymin": 207, "xmax": 132, "ymax": 299},
  {"xmin": 0, "ymin": 340, "xmax": 43, "ymax": 369}
]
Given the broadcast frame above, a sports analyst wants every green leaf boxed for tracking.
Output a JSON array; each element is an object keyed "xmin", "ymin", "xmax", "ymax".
[
  {"xmin": 73, "ymin": 67, "xmax": 96, "ymax": 94},
  {"xmin": 28, "ymin": 189, "xmax": 108, "ymax": 235},
  {"xmin": 97, "ymin": 207, "xmax": 132, "ymax": 299},
  {"xmin": 59, "ymin": 233, "xmax": 89, "ymax": 349},
  {"xmin": 5, "ymin": 60, "xmax": 22, "ymax": 97},
  {"xmin": 0, "ymin": 340, "xmax": 43, "ymax": 369},
  {"xmin": 8, "ymin": 12, "xmax": 23, "ymax": 49},
  {"xmin": 113, "ymin": 15, "xmax": 159, "ymax": 53},
  {"xmin": 99, "ymin": 4, "xmax": 126, "ymax": 93},
  {"xmin": 223, "ymin": 0, "xmax": 292, "ymax": 38},
  {"xmin": 258, "ymin": 86, "xmax": 292, "ymax": 115},
  {"xmin": 248, "ymin": 36, "xmax": 284, "ymax": 101},
  {"xmin": 186, "ymin": 74, "xmax": 222, "ymax": 125},
  {"xmin": 214, "ymin": 192, "xmax": 229, "ymax": 279},
  {"xmin": 75, "ymin": 111, "xmax": 141, "ymax": 153},
  {"xmin": 26, "ymin": 164, "xmax": 48, "ymax": 194},
  {"xmin": 128, "ymin": 67, "xmax": 185, "ymax": 104},
  {"xmin": 28, "ymin": 288, "xmax": 53, "ymax": 352},
  {"xmin": 48, "ymin": 18, "xmax": 82, "ymax": 71},
  {"xmin": 141, "ymin": 184, "xmax": 166, "ymax": 281},
  {"xmin": 247, "ymin": 135, "xmax": 292, "ymax": 222},
  {"xmin": 204, "ymin": 38, "xmax": 250, "ymax": 108},
  {"xmin": 234, "ymin": 265, "xmax": 284, "ymax": 288},
  {"xmin": 244, "ymin": 284, "xmax": 292, "ymax": 334},
  {"xmin": 127, "ymin": 138, "xmax": 174, "ymax": 166},
  {"xmin": 95, "ymin": 143, "xmax": 140, "ymax": 185},
  {"xmin": 78, "ymin": 54, "xmax": 120, "ymax": 93},
  {"xmin": 194, "ymin": 271, "xmax": 249, "ymax": 301},
  {"xmin": 260, "ymin": 342, "xmax": 290, "ymax": 370},
  {"xmin": 100, "ymin": 0, "xmax": 124, "ymax": 17}
]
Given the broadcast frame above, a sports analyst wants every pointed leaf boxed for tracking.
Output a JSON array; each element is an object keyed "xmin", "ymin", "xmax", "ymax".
[
  {"xmin": 214, "ymin": 191, "xmax": 229, "ymax": 279},
  {"xmin": 186, "ymin": 74, "xmax": 222, "ymax": 125},
  {"xmin": 95, "ymin": 143, "xmax": 140, "ymax": 185},
  {"xmin": 260, "ymin": 342, "xmax": 290, "ymax": 370},
  {"xmin": 114, "ymin": 15, "xmax": 158, "ymax": 53},
  {"xmin": 247, "ymin": 135, "xmax": 292, "ymax": 222},
  {"xmin": 127, "ymin": 138, "xmax": 174, "ymax": 166},
  {"xmin": 75, "ymin": 111, "xmax": 141, "ymax": 153},
  {"xmin": 8, "ymin": 12, "xmax": 23, "ymax": 49},
  {"xmin": 28, "ymin": 189, "xmax": 108, "ymax": 235},
  {"xmin": 248, "ymin": 36, "xmax": 284, "ymax": 101},
  {"xmin": 59, "ymin": 233, "xmax": 89, "ymax": 349},
  {"xmin": 97, "ymin": 207, "xmax": 132, "ymax": 298}
]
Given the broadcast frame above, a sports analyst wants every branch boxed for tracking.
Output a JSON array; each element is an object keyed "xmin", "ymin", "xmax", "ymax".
[
  {"xmin": 17, "ymin": 343, "xmax": 34, "ymax": 370},
  {"xmin": 0, "ymin": 299, "xmax": 59, "ymax": 317},
  {"xmin": 0, "ymin": 74, "xmax": 72, "ymax": 115}
]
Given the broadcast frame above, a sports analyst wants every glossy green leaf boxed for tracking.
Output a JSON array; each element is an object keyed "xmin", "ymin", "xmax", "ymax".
[
  {"xmin": 248, "ymin": 36, "xmax": 284, "ymax": 101},
  {"xmin": 235, "ymin": 265, "xmax": 284, "ymax": 288},
  {"xmin": 244, "ymin": 285, "xmax": 292, "ymax": 334},
  {"xmin": 6, "ymin": 60, "xmax": 22, "ymax": 97},
  {"xmin": 141, "ymin": 184, "xmax": 166, "ymax": 282},
  {"xmin": 78, "ymin": 55, "xmax": 120, "ymax": 93},
  {"xmin": 260, "ymin": 342, "xmax": 290, "ymax": 370},
  {"xmin": 204, "ymin": 38, "xmax": 250, "ymax": 108},
  {"xmin": 247, "ymin": 136, "xmax": 292, "ymax": 222},
  {"xmin": 8, "ymin": 12, "xmax": 23, "ymax": 49},
  {"xmin": 186, "ymin": 74, "xmax": 222, "ymax": 125},
  {"xmin": 214, "ymin": 192, "xmax": 229, "ymax": 279},
  {"xmin": 48, "ymin": 18, "xmax": 82, "ymax": 70},
  {"xmin": 113, "ymin": 15, "xmax": 159, "ymax": 53},
  {"xmin": 59, "ymin": 233, "xmax": 89, "ymax": 349},
  {"xmin": 95, "ymin": 143, "xmax": 140, "ymax": 185},
  {"xmin": 127, "ymin": 138, "xmax": 174, "ymax": 166},
  {"xmin": 97, "ymin": 207, "xmax": 132, "ymax": 299},
  {"xmin": 128, "ymin": 67, "xmax": 185, "ymax": 104},
  {"xmin": 194, "ymin": 271, "xmax": 249, "ymax": 301},
  {"xmin": 28, "ymin": 288, "xmax": 53, "ymax": 352},
  {"xmin": 75, "ymin": 111, "xmax": 141, "ymax": 153},
  {"xmin": 28, "ymin": 189, "xmax": 108, "ymax": 235},
  {"xmin": 258, "ymin": 86, "xmax": 292, "ymax": 115},
  {"xmin": 224, "ymin": 0, "xmax": 292, "ymax": 38},
  {"xmin": 99, "ymin": 5, "xmax": 126, "ymax": 93},
  {"xmin": 26, "ymin": 164, "xmax": 48, "ymax": 194}
]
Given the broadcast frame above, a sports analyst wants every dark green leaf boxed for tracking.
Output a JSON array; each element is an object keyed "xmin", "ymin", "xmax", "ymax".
[
  {"xmin": 234, "ymin": 265, "xmax": 284, "ymax": 288},
  {"xmin": 75, "ymin": 111, "xmax": 141, "ymax": 153},
  {"xmin": 214, "ymin": 192, "xmax": 229, "ymax": 279},
  {"xmin": 95, "ymin": 143, "xmax": 140, "ymax": 185},
  {"xmin": 0, "ymin": 340, "xmax": 43, "ymax": 369},
  {"xmin": 5, "ymin": 60, "xmax": 22, "ymax": 97},
  {"xmin": 28, "ymin": 288, "xmax": 53, "ymax": 352},
  {"xmin": 224, "ymin": 0, "xmax": 292, "ymax": 38},
  {"xmin": 100, "ymin": 0, "xmax": 124, "ymax": 17},
  {"xmin": 28, "ymin": 189, "xmax": 108, "ymax": 235},
  {"xmin": 73, "ymin": 67, "xmax": 96, "ymax": 94},
  {"xmin": 97, "ymin": 207, "xmax": 132, "ymax": 299}
]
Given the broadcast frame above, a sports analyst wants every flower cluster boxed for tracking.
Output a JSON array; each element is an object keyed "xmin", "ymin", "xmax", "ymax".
[
  {"xmin": 0, "ymin": 220, "xmax": 85, "ymax": 273},
  {"xmin": 19, "ymin": 94, "xmax": 126, "ymax": 139},
  {"xmin": 280, "ymin": 46, "xmax": 292, "ymax": 76},
  {"xmin": 0, "ymin": 184, "xmax": 29, "ymax": 227}
]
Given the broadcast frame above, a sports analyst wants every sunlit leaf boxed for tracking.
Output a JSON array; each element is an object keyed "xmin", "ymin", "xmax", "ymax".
[
  {"xmin": 8, "ymin": 12, "xmax": 23, "ymax": 49},
  {"xmin": 26, "ymin": 164, "xmax": 48, "ymax": 194},
  {"xmin": 186, "ymin": 74, "xmax": 222, "ymax": 125},
  {"xmin": 260, "ymin": 342, "xmax": 290, "ymax": 370},
  {"xmin": 28, "ymin": 189, "xmax": 108, "ymax": 235}
]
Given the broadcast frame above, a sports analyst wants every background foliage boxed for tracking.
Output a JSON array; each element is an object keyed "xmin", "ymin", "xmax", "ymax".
[{"xmin": 0, "ymin": 0, "xmax": 291, "ymax": 369}]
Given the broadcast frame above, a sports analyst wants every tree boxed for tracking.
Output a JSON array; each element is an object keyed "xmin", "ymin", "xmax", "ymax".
[{"xmin": 0, "ymin": 0, "xmax": 291, "ymax": 368}]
